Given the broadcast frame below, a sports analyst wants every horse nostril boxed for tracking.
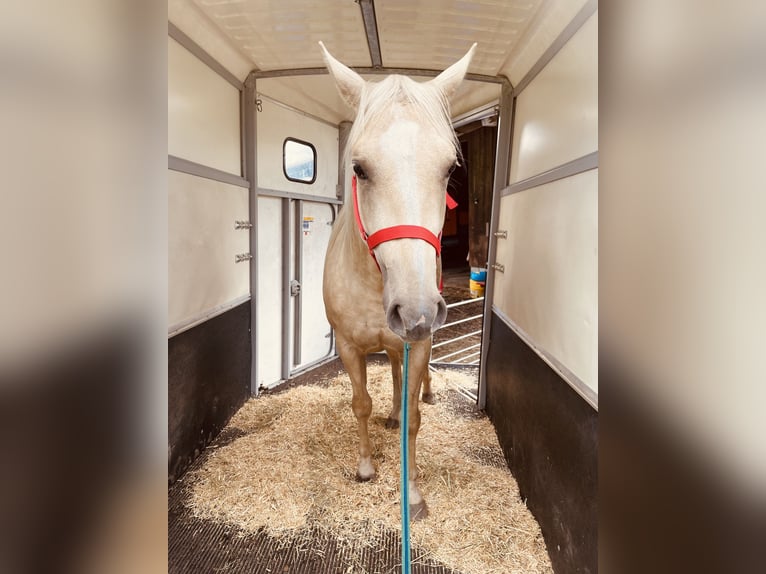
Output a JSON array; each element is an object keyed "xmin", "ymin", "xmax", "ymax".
[
  {"xmin": 433, "ymin": 298, "xmax": 448, "ymax": 332},
  {"xmin": 386, "ymin": 298, "xmax": 447, "ymax": 341},
  {"xmin": 386, "ymin": 303, "xmax": 406, "ymax": 336}
]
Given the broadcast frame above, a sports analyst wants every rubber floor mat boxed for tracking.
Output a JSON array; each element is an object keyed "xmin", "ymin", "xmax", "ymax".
[{"xmin": 169, "ymin": 479, "xmax": 460, "ymax": 573}]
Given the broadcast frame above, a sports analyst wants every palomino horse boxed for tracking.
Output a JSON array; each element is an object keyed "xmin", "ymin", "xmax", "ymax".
[{"xmin": 320, "ymin": 43, "xmax": 475, "ymax": 520}]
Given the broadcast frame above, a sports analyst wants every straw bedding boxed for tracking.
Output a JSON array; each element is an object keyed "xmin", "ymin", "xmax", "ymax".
[{"xmin": 185, "ymin": 363, "xmax": 552, "ymax": 573}]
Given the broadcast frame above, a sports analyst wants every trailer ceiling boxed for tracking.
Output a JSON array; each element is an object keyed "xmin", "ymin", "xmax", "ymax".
[{"xmin": 170, "ymin": 0, "xmax": 592, "ymax": 122}]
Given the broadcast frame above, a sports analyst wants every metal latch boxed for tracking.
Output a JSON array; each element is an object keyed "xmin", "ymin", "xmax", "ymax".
[
  {"xmin": 235, "ymin": 220, "xmax": 253, "ymax": 229},
  {"xmin": 289, "ymin": 279, "xmax": 301, "ymax": 296},
  {"xmin": 235, "ymin": 253, "xmax": 252, "ymax": 263},
  {"xmin": 491, "ymin": 263, "xmax": 505, "ymax": 273},
  {"xmin": 493, "ymin": 230, "xmax": 507, "ymax": 238}
]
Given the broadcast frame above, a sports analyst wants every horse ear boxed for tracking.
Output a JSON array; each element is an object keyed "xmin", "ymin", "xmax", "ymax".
[
  {"xmin": 319, "ymin": 41, "xmax": 365, "ymax": 111},
  {"xmin": 430, "ymin": 43, "xmax": 477, "ymax": 100}
]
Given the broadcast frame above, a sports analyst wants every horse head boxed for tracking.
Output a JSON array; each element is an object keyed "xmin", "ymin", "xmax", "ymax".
[{"xmin": 320, "ymin": 42, "xmax": 475, "ymax": 342}]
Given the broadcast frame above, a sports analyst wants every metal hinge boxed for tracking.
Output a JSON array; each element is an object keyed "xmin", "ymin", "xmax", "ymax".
[
  {"xmin": 491, "ymin": 263, "xmax": 505, "ymax": 273},
  {"xmin": 235, "ymin": 253, "xmax": 252, "ymax": 263},
  {"xmin": 235, "ymin": 220, "xmax": 253, "ymax": 229},
  {"xmin": 493, "ymin": 230, "xmax": 507, "ymax": 238}
]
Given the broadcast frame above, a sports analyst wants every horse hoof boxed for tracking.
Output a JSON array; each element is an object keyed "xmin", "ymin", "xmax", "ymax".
[
  {"xmin": 385, "ymin": 417, "xmax": 400, "ymax": 429},
  {"xmin": 410, "ymin": 500, "xmax": 429, "ymax": 521},
  {"xmin": 421, "ymin": 392, "xmax": 436, "ymax": 405},
  {"xmin": 355, "ymin": 471, "xmax": 375, "ymax": 482}
]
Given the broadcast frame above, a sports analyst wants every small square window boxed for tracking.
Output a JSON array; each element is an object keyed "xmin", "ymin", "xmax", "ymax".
[{"xmin": 283, "ymin": 138, "xmax": 317, "ymax": 184}]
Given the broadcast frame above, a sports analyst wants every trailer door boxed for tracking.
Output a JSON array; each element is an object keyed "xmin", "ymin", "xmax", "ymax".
[{"xmin": 255, "ymin": 95, "xmax": 339, "ymax": 388}]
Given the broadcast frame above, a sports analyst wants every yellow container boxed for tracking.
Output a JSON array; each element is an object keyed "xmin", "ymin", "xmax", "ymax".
[
  {"xmin": 469, "ymin": 278, "xmax": 485, "ymax": 298},
  {"xmin": 469, "ymin": 267, "xmax": 487, "ymax": 298}
]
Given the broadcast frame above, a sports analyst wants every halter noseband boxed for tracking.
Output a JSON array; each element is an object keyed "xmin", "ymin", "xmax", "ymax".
[{"xmin": 351, "ymin": 175, "xmax": 457, "ymax": 275}]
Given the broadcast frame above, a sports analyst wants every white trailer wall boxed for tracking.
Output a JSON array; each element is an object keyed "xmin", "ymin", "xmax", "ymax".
[
  {"xmin": 168, "ymin": 171, "xmax": 249, "ymax": 329},
  {"xmin": 167, "ymin": 27, "xmax": 252, "ymax": 483},
  {"xmin": 168, "ymin": 37, "xmax": 241, "ymax": 175},
  {"xmin": 168, "ymin": 36, "xmax": 249, "ymax": 333},
  {"xmin": 480, "ymin": 9, "xmax": 598, "ymax": 572},
  {"xmin": 492, "ymin": 11, "xmax": 598, "ymax": 404}
]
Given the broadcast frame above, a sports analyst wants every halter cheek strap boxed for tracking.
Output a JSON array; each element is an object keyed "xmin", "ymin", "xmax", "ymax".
[{"xmin": 351, "ymin": 175, "xmax": 457, "ymax": 280}]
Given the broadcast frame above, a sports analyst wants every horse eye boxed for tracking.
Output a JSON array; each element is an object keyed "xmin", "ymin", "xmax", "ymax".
[
  {"xmin": 353, "ymin": 164, "xmax": 368, "ymax": 180},
  {"xmin": 447, "ymin": 161, "xmax": 458, "ymax": 176}
]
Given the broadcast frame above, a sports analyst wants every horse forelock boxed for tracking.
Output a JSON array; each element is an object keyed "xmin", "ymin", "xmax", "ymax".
[{"xmin": 342, "ymin": 75, "xmax": 460, "ymax": 183}]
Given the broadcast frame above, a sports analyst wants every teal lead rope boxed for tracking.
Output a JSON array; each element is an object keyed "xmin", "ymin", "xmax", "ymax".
[{"xmin": 400, "ymin": 342, "xmax": 412, "ymax": 574}]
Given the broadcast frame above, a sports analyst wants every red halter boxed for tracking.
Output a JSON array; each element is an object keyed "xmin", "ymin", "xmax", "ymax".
[{"xmin": 351, "ymin": 175, "xmax": 457, "ymax": 277}]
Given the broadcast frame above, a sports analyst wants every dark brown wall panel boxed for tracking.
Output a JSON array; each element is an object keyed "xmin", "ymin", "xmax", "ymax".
[
  {"xmin": 485, "ymin": 312, "xmax": 597, "ymax": 574},
  {"xmin": 168, "ymin": 302, "xmax": 250, "ymax": 483}
]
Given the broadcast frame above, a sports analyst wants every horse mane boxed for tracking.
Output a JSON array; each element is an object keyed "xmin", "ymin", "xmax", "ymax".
[{"xmin": 343, "ymin": 75, "xmax": 461, "ymax": 183}]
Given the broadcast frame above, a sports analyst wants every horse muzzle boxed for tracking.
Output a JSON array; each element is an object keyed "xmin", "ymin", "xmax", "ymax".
[
  {"xmin": 385, "ymin": 295, "xmax": 447, "ymax": 342},
  {"xmin": 378, "ymin": 238, "xmax": 447, "ymax": 342}
]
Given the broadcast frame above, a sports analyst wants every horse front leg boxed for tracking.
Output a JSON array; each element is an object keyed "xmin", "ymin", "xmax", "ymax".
[
  {"xmin": 337, "ymin": 338, "xmax": 376, "ymax": 481},
  {"xmin": 385, "ymin": 350, "xmax": 402, "ymax": 429},
  {"xmin": 405, "ymin": 339, "xmax": 431, "ymax": 520},
  {"xmin": 421, "ymin": 361, "xmax": 436, "ymax": 404}
]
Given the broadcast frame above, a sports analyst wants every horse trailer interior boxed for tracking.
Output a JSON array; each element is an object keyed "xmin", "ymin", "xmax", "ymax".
[{"xmin": 168, "ymin": 1, "xmax": 597, "ymax": 572}]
